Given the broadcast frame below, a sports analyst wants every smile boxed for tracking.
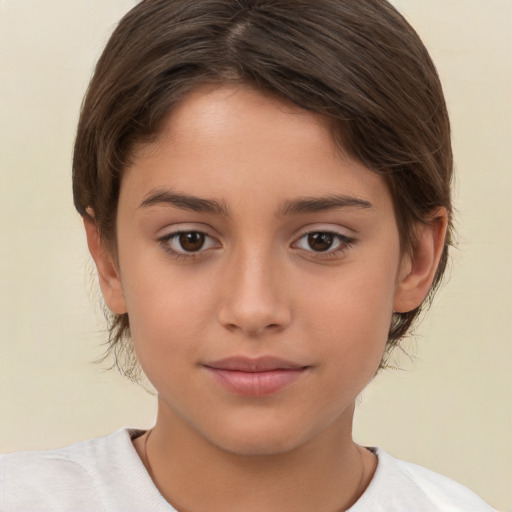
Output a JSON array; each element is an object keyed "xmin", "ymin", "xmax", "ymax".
[{"xmin": 203, "ymin": 356, "xmax": 309, "ymax": 396}]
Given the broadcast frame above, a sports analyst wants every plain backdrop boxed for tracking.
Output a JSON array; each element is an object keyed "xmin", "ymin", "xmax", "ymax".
[{"xmin": 0, "ymin": 0, "xmax": 510, "ymax": 509}]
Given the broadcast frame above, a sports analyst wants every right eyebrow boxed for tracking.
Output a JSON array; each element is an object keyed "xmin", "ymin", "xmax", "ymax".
[{"xmin": 138, "ymin": 190, "xmax": 229, "ymax": 216}]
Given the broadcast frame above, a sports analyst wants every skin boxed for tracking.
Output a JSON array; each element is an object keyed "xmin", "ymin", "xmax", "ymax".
[{"xmin": 85, "ymin": 84, "xmax": 447, "ymax": 512}]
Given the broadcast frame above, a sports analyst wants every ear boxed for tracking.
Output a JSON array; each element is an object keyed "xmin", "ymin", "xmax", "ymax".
[
  {"xmin": 393, "ymin": 208, "xmax": 448, "ymax": 313},
  {"xmin": 83, "ymin": 216, "xmax": 127, "ymax": 315}
]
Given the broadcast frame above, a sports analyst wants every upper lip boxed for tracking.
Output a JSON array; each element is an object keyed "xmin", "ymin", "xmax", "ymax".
[{"xmin": 204, "ymin": 356, "xmax": 307, "ymax": 373}]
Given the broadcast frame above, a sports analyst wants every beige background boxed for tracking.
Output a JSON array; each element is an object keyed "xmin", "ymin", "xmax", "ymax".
[{"xmin": 0, "ymin": 0, "xmax": 510, "ymax": 509}]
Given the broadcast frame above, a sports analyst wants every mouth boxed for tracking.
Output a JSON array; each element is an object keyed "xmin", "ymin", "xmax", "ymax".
[{"xmin": 203, "ymin": 356, "xmax": 310, "ymax": 396}]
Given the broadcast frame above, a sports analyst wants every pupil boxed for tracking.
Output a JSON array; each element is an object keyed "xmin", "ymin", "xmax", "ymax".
[
  {"xmin": 308, "ymin": 232, "xmax": 333, "ymax": 252},
  {"xmin": 179, "ymin": 232, "xmax": 205, "ymax": 252}
]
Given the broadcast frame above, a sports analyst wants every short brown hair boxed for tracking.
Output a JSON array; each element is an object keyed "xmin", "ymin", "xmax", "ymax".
[{"xmin": 73, "ymin": 0, "xmax": 453, "ymax": 379}]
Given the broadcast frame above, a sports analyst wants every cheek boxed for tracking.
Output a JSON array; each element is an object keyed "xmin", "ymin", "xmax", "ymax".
[
  {"xmin": 119, "ymin": 260, "xmax": 215, "ymax": 364},
  {"xmin": 298, "ymin": 257, "xmax": 398, "ymax": 365},
  {"xmin": 297, "ymin": 278, "xmax": 394, "ymax": 419}
]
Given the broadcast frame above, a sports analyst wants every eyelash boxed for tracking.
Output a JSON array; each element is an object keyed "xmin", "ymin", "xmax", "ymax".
[
  {"xmin": 293, "ymin": 231, "xmax": 356, "ymax": 259},
  {"xmin": 158, "ymin": 230, "xmax": 356, "ymax": 261},
  {"xmin": 158, "ymin": 230, "xmax": 217, "ymax": 261}
]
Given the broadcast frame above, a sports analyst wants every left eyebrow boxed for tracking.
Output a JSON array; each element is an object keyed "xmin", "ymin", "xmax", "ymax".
[{"xmin": 278, "ymin": 195, "xmax": 374, "ymax": 216}]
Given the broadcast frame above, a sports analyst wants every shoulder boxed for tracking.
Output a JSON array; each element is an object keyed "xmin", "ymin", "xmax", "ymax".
[
  {"xmin": 0, "ymin": 428, "xmax": 157, "ymax": 512},
  {"xmin": 349, "ymin": 448, "xmax": 496, "ymax": 512}
]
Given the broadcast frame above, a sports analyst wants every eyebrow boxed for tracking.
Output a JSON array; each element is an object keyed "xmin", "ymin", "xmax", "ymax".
[
  {"xmin": 278, "ymin": 195, "xmax": 373, "ymax": 216},
  {"xmin": 138, "ymin": 190, "xmax": 373, "ymax": 216},
  {"xmin": 139, "ymin": 190, "xmax": 229, "ymax": 216}
]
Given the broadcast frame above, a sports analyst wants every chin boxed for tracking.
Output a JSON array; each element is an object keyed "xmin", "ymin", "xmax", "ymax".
[
  {"xmin": 201, "ymin": 415, "xmax": 319, "ymax": 458},
  {"xmin": 213, "ymin": 432, "xmax": 305, "ymax": 457}
]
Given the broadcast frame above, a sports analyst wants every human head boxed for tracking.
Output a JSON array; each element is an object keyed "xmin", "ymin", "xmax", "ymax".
[{"xmin": 73, "ymin": 0, "xmax": 453, "ymax": 378}]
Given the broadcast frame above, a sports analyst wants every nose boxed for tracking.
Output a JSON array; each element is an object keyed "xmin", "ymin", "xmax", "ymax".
[{"xmin": 217, "ymin": 248, "xmax": 292, "ymax": 337}]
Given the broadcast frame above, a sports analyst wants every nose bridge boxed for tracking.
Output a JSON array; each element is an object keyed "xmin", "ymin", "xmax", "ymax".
[{"xmin": 218, "ymin": 241, "xmax": 291, "ymax": 336}]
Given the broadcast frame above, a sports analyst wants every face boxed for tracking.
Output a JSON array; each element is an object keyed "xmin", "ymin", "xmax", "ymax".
[{"xmin": 95, "ymin": 85, "xmax": 422, "ymax": 456}]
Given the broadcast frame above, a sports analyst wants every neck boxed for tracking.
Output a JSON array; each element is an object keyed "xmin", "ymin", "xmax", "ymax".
[{"xmin": 134, "ymin": 400, "xmax": 376, "ymax": 512}]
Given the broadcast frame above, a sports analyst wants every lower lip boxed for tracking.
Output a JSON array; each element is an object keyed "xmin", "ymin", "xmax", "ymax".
[{"xmin": 205, "ymin": 367, "xmax": 307, "ymax": 396}]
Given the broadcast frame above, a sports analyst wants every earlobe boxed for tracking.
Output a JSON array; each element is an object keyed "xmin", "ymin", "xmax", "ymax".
[
  {"xmin": 393, "ymin": 208, "xmax": 448, "ymax": 313},
  {"xmin": 83, "ymin": 216, "xmax": 127, "ymax": 315}
]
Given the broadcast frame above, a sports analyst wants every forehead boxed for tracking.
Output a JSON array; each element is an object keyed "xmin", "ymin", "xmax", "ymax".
[
  {"xmin": 123, "ymin": 84, "xmax": 392, "ymax": 216},
  {"xmin": 138, "ymin": 83, "xmax": 339, "ymax": 162}
]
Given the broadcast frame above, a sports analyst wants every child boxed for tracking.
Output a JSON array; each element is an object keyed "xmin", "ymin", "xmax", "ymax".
[{"xmin": 0, "ymin": 0, "xmax": 496, "ymax": 510}]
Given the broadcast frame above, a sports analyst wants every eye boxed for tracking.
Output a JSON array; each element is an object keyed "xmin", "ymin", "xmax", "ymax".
[
  {"xmin": 294, "ymin": 231, "xmax": 354, "ymax": 255},
  {"xmin": 160, "ymin": 230, "xmax": 218, "ymax": 255}
]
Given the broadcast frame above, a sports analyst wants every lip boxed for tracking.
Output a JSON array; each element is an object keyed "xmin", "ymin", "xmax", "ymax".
[{"xmin": 203, "ymin": 356, "xmax": 309, "ymax": 396}]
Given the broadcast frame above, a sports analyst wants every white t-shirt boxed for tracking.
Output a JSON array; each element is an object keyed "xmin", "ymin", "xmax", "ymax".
[{"xmin": 0, "ymin": 429, "xmax": 495, "ymax": 512}]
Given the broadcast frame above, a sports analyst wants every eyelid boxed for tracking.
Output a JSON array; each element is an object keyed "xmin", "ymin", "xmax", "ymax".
[
  {"xmin": 293, "ymin": 224, "xmax": 356, "ymax": 241},
  {"xmin": 156, "ymin": 222, "xmax": 215, "ymax": 238}
]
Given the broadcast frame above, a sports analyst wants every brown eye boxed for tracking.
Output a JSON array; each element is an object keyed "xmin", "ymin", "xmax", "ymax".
[
  {"xmin": 178, "ymin": 232, "xmax": 206, "ymax": 252},
  {"xmin": 294, "ymin": 230, "xmax": 354, "ymax": 257},
  {"xmin": 307, "ymin": 232, "xmax": 334, "ymax": 252},
  {"xmin": 160, "ymin": 230, "xmax": 219, "ymax": 258}
]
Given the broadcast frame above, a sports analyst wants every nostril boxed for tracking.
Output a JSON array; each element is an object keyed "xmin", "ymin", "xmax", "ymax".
[{"xmin": 218, "ymin": 308, "xmax": 291, "ymax": 337}]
